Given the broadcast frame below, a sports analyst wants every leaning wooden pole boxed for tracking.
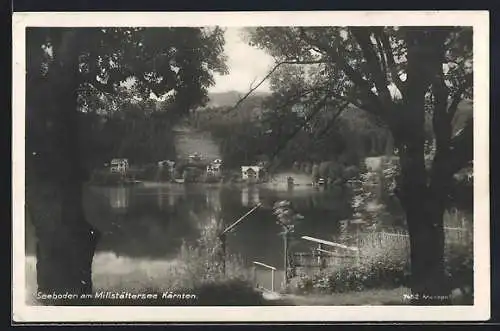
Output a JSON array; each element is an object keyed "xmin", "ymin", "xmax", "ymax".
[{"xmin": 219, "ymin": 203, "xmax": 262, "ymax": 275}]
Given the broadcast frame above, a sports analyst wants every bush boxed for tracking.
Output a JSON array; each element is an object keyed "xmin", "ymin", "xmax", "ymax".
[
  {"xmin": 164, "ymin": 217, "xmax": 263, "ymax": 305},
  {"xmin": 85, "ymin": 217, "xmax": 264, "ymax": 306},
  {"xmin": 174, "ymin": 217, "xmax": 251, "ymax": 286},
  {"xmin": 290, "ymin": 220, "xmax": 472, "ymax": 295},
  {"xmin": 290, "ymin": 155, "xmax": 473, "ymax": 297},
  {"xmin": 194, "ymin": 278, "xmax": 267, "ymax": 305}
]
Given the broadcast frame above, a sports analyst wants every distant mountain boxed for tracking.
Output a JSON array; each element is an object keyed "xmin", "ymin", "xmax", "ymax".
[{"xmin": 207, "ymin": 90, "xmax": 271, "ymax": 108}]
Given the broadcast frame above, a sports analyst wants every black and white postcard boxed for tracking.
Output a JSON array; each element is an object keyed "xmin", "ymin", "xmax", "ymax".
[{"xmin": 12, "ymin": 10, "xmax": 490, "ymax": 322}]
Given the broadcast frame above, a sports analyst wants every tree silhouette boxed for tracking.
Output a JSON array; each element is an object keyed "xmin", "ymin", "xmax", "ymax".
[
  {"xmin": 26, "ymin": 27, "xmax": 228, "ymax": 299},
  {"xmin": 247, "ymin": 26, "xmax": 473, "ymax": 304}
]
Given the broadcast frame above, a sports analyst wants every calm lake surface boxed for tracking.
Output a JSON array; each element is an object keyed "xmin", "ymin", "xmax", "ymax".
[{"xmin": 25, "ymin": 181, "xmax": 407, "ymax": 293}]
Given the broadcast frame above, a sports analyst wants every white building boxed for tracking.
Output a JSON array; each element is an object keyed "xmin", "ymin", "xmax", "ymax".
[
  {"xmin": 241, "ymin": 166, "xmax": 262, "ymax": 181},
  {"xmin": 206, "ymin": 162, "xmax": 222, "ymax": 176},
  {"xmin": 110, "ymin": 158, "xmax": 129, "ymax": 174}
]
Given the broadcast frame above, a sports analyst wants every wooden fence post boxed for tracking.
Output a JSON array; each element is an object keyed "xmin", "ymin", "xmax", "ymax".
[
  {"xmin": 271, "ymin": 269, "xmax": 275, "ymax": 292},
  {"xmin": 318, "ymin": 243, "xmax": 324, "ymax": 271},
  {"xmin": 252, "ymin": 265, "xmax": 257, "ymax": 288},
  {"xmin": 283, "ymin": 232, "xmax": 288, "ymax": 288}
]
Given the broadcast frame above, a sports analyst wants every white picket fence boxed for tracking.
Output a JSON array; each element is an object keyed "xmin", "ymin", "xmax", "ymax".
[{"xmin": 359, "ymin": 226, "xmax": 472, "ymax": 251}]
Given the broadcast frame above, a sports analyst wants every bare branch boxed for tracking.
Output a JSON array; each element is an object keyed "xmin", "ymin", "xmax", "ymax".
[
  {"xmin": 297, "ymin": 27, "xmax": 387, "ymax": 120},
  {"xmin": 249, "ymin": 76, "xmax": 258, "ymax": 90},
  {"xmin": 271, "ymin": 89, "xmax": 318, "ymax": 111},
  {"xmin": 265, "ymin": 93, "xmax": 331, "ymax": 174},
  {"xmin": 312, "ymin": 102, "xmax": 350, "ymax": 140},
  {"xmin": 223, "ymin": 59, "xmax": 331, "ymax": 117}
]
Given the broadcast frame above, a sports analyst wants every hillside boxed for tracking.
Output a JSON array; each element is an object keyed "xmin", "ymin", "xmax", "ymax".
[
  {"xmin": 207, "ymin": 91, "xmax": 271, "ymax": 108},
  {"xmin": 172, "ymin": 125, "xmax": 221, "ymax": 161}
]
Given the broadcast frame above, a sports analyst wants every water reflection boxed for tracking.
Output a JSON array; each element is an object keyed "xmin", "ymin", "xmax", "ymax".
[
  {"xmin": 206, "ymin": 187, "xmax": 221, "ymax": 211},
  {"xmin": 155, "ymin": 186, "xmax": 180, "ymax": 210},
  {"xmin": 88, "ymin": 184, "xmax": 355, "ymax": 264},
  {"xmin": 108, "ymin": 187, "xmax": 130, "ymax": 209},
  {"xmin": 26, "ymin": 183, "xmax": 358, "ymax": 291},
  {"xmin": 241, "ymin": 186, "xmax": 260, "ymax": 207},
  {"xmin": 91, "ymin": 252, "xmax": 181, "ymax": 290}
]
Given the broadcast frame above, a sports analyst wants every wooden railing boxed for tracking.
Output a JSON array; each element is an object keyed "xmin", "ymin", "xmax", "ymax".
[
  {"xmin": 252, "ymin": 261, "xmax": 277, "ymax": 292},
  {"xmin": 292, "ymin": 236, "xmax": 360, "ymax": 274}
]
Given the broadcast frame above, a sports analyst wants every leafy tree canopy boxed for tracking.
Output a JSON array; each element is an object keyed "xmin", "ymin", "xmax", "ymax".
[{"xmin": 26, "ymin": 27, "xmax": 229, "ymax": 178}]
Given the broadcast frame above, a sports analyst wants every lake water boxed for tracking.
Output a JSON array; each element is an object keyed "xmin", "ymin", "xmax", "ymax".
[{"xmin": 25, "ymin": 181, "xmax": 407, "ymax": 294}]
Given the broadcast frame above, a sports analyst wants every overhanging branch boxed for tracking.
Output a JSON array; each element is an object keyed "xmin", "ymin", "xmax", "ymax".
[
  {"xmin": 265, "ymin": 93, "xmax": 331, "ymax": 174},
  {"xmin": 376, "ymin": 28, "xmax": 406, "ymax": 96},
  {"xmin": 312, "ymin": 102, "xmax": 350, "ymax": 141},
  {"xmin": 226, "ymin": 59, "xmax": 331, "ymax": 115},
  {"xmin": 350, "ymin": 27, "xmax": 392, "ymax": 105},
  {"xmin": 297, "ymin": 27, "xmax": 387, "ymax": 121}
]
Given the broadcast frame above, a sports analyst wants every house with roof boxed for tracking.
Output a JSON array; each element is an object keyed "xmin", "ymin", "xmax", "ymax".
[
  {"xmin": 206, "ymin": 160, "xmax": 223, "ymax": 177},
  {"xmin": 241, "ymin": 166, "xmax": 262, "ymax": 183},
  {"xmin": 110, "ymin": 158, "xmax": 129, "ymax": 174}
]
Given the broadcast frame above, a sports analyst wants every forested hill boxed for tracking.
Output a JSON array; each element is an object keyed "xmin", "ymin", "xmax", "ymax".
[
  {"xmin": 172, "ymin": 125, "xmax": 221, "ymax": 161},
  {"xmin": 206, "ymin": 91, "xmax": 271, "ymax": 108},
  {"xmin": 188, "ymin": 92, "xmax": 473, "ymax": 170}
]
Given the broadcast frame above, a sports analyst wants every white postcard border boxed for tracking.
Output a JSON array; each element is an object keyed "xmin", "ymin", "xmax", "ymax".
[{"xmin": 12, "ymin": 10, "xmax": 490, "ymax": 322}]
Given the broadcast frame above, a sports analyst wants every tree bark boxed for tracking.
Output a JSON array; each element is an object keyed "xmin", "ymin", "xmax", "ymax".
[
  {"xmin": 27, "ymin": 29, "xmax": 101, "ymax": 305},
  {"xmin": 31, "ymin": 184, "xmax": 100, "ymax": 304},
  {"xmin": 405, "ymin": 192, "xmax": 449, "ymax": 305},
  {"xmin": 397, "ymin": 138, "xmax": 450, "ymax": 305},
  {"xmin": 393, "ymin": 28, "xmax": 452, "ymax": 305}
]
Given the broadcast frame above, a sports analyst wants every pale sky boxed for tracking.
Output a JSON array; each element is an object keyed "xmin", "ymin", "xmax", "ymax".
[{"xmin": 209, "ymin": 28, "xmax": 274, "ymax": 93}]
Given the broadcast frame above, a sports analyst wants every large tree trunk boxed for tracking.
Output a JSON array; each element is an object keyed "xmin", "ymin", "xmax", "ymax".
[
  {"xmin": 397, "ymin": 142, "xmax": 450, "ymax": 305},
  {"xmin": 393, "ymin": 28, "xmax": 452, "ymax": 305},
  {"xmin": 405, "ymin": 192, "xmax": 449, "ymax": 304},
  {"xmin": 27, "ymin": 29, "xmax": 100, "ymax": 305},
  {"xmin": 30, "ymin": 183, "xmax": 100, "ymax": 304}
]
